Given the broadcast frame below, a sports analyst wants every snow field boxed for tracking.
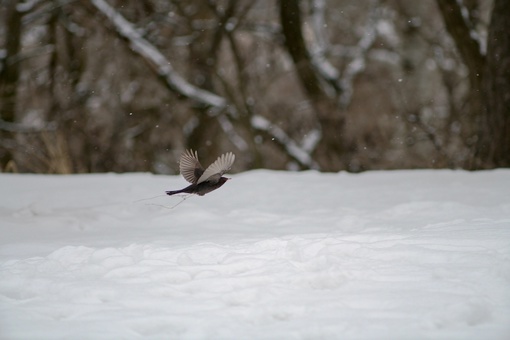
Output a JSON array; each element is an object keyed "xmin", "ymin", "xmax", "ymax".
[{"xmin": 1, "ymin": 170, "xmax": 510, "ymax": 339}]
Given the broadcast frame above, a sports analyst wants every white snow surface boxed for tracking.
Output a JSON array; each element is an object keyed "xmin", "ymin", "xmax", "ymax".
[{"xmin": 1, "ymin": 170, "xmax": 510, "ymax": 339}]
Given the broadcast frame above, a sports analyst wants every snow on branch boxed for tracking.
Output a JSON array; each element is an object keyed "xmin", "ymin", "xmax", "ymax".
[
  {"xmin": 309, "ymin": 0, "xmax": 342, "ymax": 94},
  {"xmin": 456, "ymin": 0, "xmax": 486, "ymax": 55},
  {"xmin": 90, "ymin": 0, "xmax": 227, "ymax": 108},
  {"xmin": 0, "ymin": 118, "xmax": 56, "ymax": 133},
  {"xmin": 251, "ymin": 115, "xmax": 319, "ymax": 169},
  {"xmin": 217, "ymin": 114, "xmax": 249, "ymax": 151},
  {"xmin": 300, "ymin": 128, "xmax": 322, "ymax": 154},
  {"xmin": 339, "ymin": 3, "xmax": 378, "ymax": 107}
]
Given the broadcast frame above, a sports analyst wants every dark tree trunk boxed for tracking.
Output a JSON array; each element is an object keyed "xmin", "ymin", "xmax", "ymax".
[
  {"xmin": 436, "ymin": 0, "xmax": 485, "ymax": 88},
  {"xmin": 0, "ymin": 0, "xmax": 22, "ymax": 169},
  {"xmin": 437, "ymin": 0, "xmax": 510, "ymax": 168},
  {"xmin": 279, "ymin": 0, "xmax": 323, "ymax": 98},
  {"xmin": 436, "ymin": 0, "xmax": 486, "ymax": 168},
  {"xmin": 481, "ymin": 0, "xmax": 510, "ymax": 167},
  {"xmin": 279, "ymin": 0, "xmax": 345, "ymax": 171}
]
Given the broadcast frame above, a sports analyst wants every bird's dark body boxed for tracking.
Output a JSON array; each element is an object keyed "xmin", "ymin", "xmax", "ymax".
[
  {"xmin": 166, "ymin": 177, "xmax": 228, "ymax": 196},
  {"xmin": 166, "ymin": 150, "xmax": 234, "ymax": 197}
]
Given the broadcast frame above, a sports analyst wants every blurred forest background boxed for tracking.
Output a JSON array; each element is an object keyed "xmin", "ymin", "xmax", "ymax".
[{"xmin": 1, "ymin": 0, "xmax": 509, "ymax": 174}]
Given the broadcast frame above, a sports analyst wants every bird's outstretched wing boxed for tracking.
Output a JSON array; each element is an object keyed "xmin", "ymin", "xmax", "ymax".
[
  {"xmin": 179, "ymin": 149, "xmax": 204, "ymax": 184},
  {"xmin": 197, "ymin": 152, "xmax": 235, "ymax": 184}
]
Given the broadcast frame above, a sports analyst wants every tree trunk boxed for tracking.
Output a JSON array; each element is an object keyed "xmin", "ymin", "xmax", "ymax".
[
  {"xmin": 279, "ymin": 0, "xmax": 345, "ymax": 171},
  {"xmin": 0, "ymin": 0, "xmax": 22, "ymax": 169},
  {"xmin": 436, "ymin": 0, "xmax": 486, "ymax": 168},
  {"xmin": 480, "ymin": 0, "xmax": 510, "ymax": 167}
]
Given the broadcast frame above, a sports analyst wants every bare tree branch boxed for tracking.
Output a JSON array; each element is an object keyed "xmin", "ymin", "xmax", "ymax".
[
  {"xmin": 251, "ymin": 114, "xmax": 319, "ymax": 169},
  {"xmin": 309, "ymin": 0, "xmax": 342, "ymax": 94},
  {"xmin": 91, "ymin": 0, "xmax": 316, "ymax": 168},
  {"xmin": 0, "ymin": 119, "xmax": 56, "ymax": 133},
  {"xmin": 217, "ymin": 114, "xmax": 249, "ymax": 151},
  {"xmin": 339, "ymin": 1, "xmax": 378, "ymax": 107},
  {"xmin": 90, "ymin": 0, "xmax": 227, "ymax": 108}
]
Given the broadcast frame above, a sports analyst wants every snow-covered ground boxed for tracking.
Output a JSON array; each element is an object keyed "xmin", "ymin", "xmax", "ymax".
[{"xmin": 1, "ymin": 170, "xmax": 509, "ymax": 339}]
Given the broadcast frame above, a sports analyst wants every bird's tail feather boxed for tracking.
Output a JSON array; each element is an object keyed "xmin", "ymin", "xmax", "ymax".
[{"xmin": 166, "ymin": 190, "xmax": 183, "ymax": 196}]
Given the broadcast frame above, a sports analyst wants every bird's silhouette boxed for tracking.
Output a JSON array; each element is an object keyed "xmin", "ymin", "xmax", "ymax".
[{"xmin": 166, "ymin": 149, "xmax": 235, "ymax": 196}]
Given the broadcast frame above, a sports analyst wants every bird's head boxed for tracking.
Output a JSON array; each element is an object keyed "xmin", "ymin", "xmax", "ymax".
[{"xmin": 219, "ymin": 176, "xmax": 230, "ymax": 183}]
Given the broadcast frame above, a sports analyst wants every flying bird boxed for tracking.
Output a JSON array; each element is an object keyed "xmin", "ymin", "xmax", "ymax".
[{"xmin": 166, "ymin": 149, "xmax": 235, "ymax": 196}]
